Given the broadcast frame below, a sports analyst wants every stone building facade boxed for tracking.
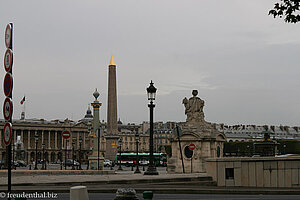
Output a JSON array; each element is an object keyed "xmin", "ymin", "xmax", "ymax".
[{"xmin": 0, "ymin": 118, "xmax": 92, "ymax": 164}]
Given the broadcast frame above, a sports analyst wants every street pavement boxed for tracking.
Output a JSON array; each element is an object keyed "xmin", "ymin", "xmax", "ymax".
[{"xmin": 1, "ymin": 165, "xmax": 300, "ymax": 199}]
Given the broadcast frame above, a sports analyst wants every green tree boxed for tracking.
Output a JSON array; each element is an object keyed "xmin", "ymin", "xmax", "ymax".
[{"xmin": 269, "ymin": 0, "xmax": 300, "ymax": 23}]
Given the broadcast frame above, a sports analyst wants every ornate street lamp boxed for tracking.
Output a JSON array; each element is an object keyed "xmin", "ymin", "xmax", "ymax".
[
  {"xmin": 117, "ymin": 138, "xmax": 123, "ymax": 170},
  {"xmin": 144, "ymin": 80, "xmax": 159, "ymax": 175},
  {"xmin": 41, "ymin": 143, "xmax": 45, "ymax": 170},
  {"xmin": 72, "ymin": 141, "xmax": 75, "ymax": 170},
  {"xmin": 134, "ymin": 130, "xmax": 141, "ymax": 174},
  {"xmin": 34, "ymin": 133, "xmax": 39, "ymax": 170},
  {"xmin": 79, "ymin": 136, "xmax": 82, "ymax": 170}
]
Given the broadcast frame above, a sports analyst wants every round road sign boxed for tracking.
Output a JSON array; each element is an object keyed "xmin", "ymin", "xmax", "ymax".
[
  {"xmin": 189, "ymin": 143, "xmax": 196, "ymax": 151},
  {"xmin": 62, "ymin": 130, "xmax": 71, "ymax": 139},
  {"xmin": 5, "ymin": 24, "xmax": 12, "ymax": 49},
  {"xmin": 3, "ymin": 122, "xmax": 12, "ymax": 146},
  {"xmin": 3, "ymin": 73, "xmax": 13, "ymax": 97},
  {"xmin": 4, "ymin": 49, "xmax": 13, "ymax": 72},
  {"xmin": 3, "ymin": 97, "xmax": 13, "ymax": 121}
]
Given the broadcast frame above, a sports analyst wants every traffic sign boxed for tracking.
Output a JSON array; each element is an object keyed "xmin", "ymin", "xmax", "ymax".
[
  {"xmin": 62, "ymin": 130, "xmax": 71, "ymax": 139},
  {"xmin": 3, "ymin": 73, "xmax": 13, "ymax": 97},
  {"xmin": 189, "ymin": 143, "xmax": 196, "ymax": 151},
  {"xmin": 5, "ymin": 24, "xmax": 12, "ymax": 49},
  {"xmin": 3, "ymin": 122, "xmax": 12, "ymax": 146},
  {"xmin": 4, "ymin": 49, "xmax": 13, "ymax": 72},
  {"xmin": 3, "ymin": 97, "xmax": 13, "ymax": 121}
]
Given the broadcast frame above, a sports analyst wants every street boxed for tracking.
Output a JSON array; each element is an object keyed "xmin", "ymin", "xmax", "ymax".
[{"xmin": 56, "ymin": 193, "xmax": 300, "ymax": 200}]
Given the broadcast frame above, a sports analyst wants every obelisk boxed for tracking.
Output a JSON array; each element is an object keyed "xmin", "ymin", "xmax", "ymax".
[{"xmin": 105, "ymin": 56, "xmax": 119, "ymax": 161}]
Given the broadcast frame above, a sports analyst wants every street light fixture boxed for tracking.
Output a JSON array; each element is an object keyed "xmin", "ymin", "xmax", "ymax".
[
  {"xmin": 144, "ymin": 80, "xmax": 159, "ymax": 175},
  {"xmin": 72, "ymin": 141, "xmax": 75, "ymax": 170},
  {"xmin": 134, "ymin": 130, "xmax": 141, "ymax": 174},
  {"xmin": 118, "ymin": 138, "xmax": 123, "ymax": 171},
  {"xmin": 41, "ymin": 143, "xmax": 45, "ymax": 170},
  {"xmin": 79, "ymin": 136, "xmax": 82, "ymax": 170},
  {"xmin": 34, "ymin": 133, "xmax": 39, "ymax": 170}
]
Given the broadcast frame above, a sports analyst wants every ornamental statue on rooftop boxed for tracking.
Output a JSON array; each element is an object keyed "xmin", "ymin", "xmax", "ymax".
[{"xmin": 182, "ymin": 90, "xmax": 205, "ymax": 123}]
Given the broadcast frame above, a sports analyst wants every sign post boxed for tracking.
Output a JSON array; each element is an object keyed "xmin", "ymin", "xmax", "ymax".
[
  {"xmin": 189, "ymin": 144, "xmax": 195, "ymax": 173},
  {"xmin": 62, "ymin": 131, "xmax": 71, "ymax": 170},
  {"xmin": 3, "ymin": 23, "xmax": 13, "ymax": 199}
]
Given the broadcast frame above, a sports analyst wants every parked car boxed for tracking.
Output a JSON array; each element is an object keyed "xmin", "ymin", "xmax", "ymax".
[
  {"xmin": 16, "ymin": 160, "xmax": 27, "ymax": 167},
  {"xmin": 104, "ymin": 159, "xmax": 112, "ymax": 167},
  {"xmin": 64, "ymin": 159, "xmax": 79, "ymax": 167},
  {"xmin": 139, "ymin": 160, "xmax": 149, "ymax": 166}
]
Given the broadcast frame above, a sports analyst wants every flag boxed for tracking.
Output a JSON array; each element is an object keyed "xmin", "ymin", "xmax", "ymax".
[{"xmin": 20, "ymin": 96, "xmax": 25, "ymax": 105}]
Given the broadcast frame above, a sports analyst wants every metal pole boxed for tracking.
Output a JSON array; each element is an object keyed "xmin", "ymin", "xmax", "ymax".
[
  {"xmin": 191, "ymin": 157, "xmax": 192, "ymax": 173},
  {"xmin": 65, "ymin": 140, "xmax": 67, "ymax": 170},
  {"xmin": 34, "ymin": 139, "xmax": 38, "ymax": 170},
  {"xmin": 72, "ymin": 142, "xmax": 75, "ymax": 170},
  {"xmin": 12, "ymin": 144, "xmax": 15, "ymax": 170},
  {"xmin": 145, "ymin": 101, "xmax": 158, "ymax": 175},
  {"xmin": 134, "ymin": 136, "xmax": 141, "ymax": 173},
  {"xmin": 177, "ymin": 126, "xmax": 185, "ymax": 173},
  {"xmin": 7, "ymin": 23, "xmax": 13, "ymax": 198},
  {"xmin": 117, "ymin": 140, "xmax": 123, "ymax": 170}
]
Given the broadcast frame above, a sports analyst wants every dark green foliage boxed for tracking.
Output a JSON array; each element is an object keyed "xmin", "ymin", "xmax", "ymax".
[
  {"xmin": 269, "ymin": 0, "xmax": 300, "ymax": 23},
  {"xmin": 224, "ymin": 140, "xmax": 300, "ymax": 156}
]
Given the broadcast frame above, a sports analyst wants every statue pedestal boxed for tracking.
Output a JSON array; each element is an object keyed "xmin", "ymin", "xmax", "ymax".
[
  {"xmin": 88, "ymin": 150, "xmax": 104, "ymax": 170},
  {"xmin": 168, "ymin": 121, "xmax": 226, "ymax": 173},
  {"xmin": 105, "ymin": 135, "xmax": 119, "ymax": 161}
]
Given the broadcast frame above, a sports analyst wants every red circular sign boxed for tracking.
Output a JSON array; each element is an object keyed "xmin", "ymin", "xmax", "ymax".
[
  {"xmin": 3, "ymin": 97, "xmax": 13, "ymax": 121},
  {"xmin": 5, "ymin": 24, "xmax": 12, "ymax": 49},
  {"xmin": 3, "ymin": 73, "xmax": 13, "ymax": 97},
  {"xmin": 3, "ymin": 122, "xmax": 12, "ymax": 146},
  {"xmin": 62, "ymin": 130, "xmax": 71, "ymax": 139},
  {"xmin": 4, "ymin": 49, "xmax": 13, "ymax": 72},
  {"xmin": 189, "ymin": 144, "xmax": 196, "ymax": 151}
]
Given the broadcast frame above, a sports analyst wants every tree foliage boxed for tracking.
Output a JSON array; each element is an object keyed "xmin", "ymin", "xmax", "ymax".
[{"xmin": 269, "ymin": 0, "xmax": 300, "ymax": 23}]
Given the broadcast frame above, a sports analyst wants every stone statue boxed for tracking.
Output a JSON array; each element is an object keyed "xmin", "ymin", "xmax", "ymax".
[{"xmin": 182, "ymin": 90, "xmax": 205, "ymax": 123}]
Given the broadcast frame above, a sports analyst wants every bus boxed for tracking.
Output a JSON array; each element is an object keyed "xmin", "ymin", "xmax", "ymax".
[{"xmin": 116, "ymin": 153, "xmax": 167, "ymax": 167}]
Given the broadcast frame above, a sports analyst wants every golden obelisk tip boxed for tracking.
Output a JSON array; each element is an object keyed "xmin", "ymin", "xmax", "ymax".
[{"xmin": 109, "ymin": 55, "xmax": 116, "ymax": 66}]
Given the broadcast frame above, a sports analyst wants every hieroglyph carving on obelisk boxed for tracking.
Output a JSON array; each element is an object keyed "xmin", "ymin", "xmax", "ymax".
[{"xmin": 107, "ymin": 56, "xmax": 118, "ymax": 135}]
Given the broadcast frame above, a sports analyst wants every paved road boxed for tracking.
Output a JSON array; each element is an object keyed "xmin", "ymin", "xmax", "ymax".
[{"xmin": 56, "ymin": 193, "xmax": 300, "ymax": 200}]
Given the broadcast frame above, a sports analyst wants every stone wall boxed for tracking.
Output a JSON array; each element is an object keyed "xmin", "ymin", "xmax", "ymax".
[{"xmin": 206, "ymin": 157, "xmax": 300, "ymax": 187}]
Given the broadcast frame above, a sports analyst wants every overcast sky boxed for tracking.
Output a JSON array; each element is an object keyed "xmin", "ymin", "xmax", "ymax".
[{"xmin": 1, "ymin": 1, "xmax": 300, "ymax": 126}]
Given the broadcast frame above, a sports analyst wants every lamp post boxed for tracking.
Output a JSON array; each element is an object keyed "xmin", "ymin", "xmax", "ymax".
[
  {"xmin": 134, "ymin": 130, "xmax": 141, "ymax": 174},
  {"xmin": 34, "ymin": 133, "xmax": 39, "ymax": 170},
  {"xmin": 144, "ymin": 80, "xmax": 159, "ymax": 175},
  {"xmin": 41, "ymin": 143, "xmax": 45, "ymax": 170},
  {"xmin": 60, "ymin": 147, "xmax": 62, "ymax": 170},
  {"xmin": 79, "ymin": 136, "xmax": 82, "ymax": 170},
  {"xmin": 72, "ymin": 141, "xmax": 75, "ymax": 170},
  {"xmin": 118, "ymin": 138, "xmax": 123, "ymax": 170}
]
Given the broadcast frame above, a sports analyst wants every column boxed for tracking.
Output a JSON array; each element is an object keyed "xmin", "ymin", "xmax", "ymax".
[
  {"xmin": 0, "ymin": 130, "xmax": 2, "ymax": 148},
  {"xmin": 61, "ymin": 132, "xmax": 64, "ymax": 149},
  {"xmin": 21, "ymin": 130, "xmax": 24, "ymax": 143},
  {"xmin": 77, "ymin": 132, "xmax": 80, "ymax": 148},
  {"xmin": 55, "ymin": 131, "xmax": 57, "ymax": 149},
  {"xmin": 41, "ymin": 130, "xmax": 43, "ymax": 145},
  {"xmin": 14, "ymin": 129, "xmax": 16, "ymax": 144},
  {"xmin": 28, "ymin": 130, "xmax": 31, "ymax": 149},
  {"xmin": 48, "ymin": 131, "xmax": 51, "ymax": 149},
  {"xmin": 83, "ymin": 132, "xmax": 86, "ymax": 149}
]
